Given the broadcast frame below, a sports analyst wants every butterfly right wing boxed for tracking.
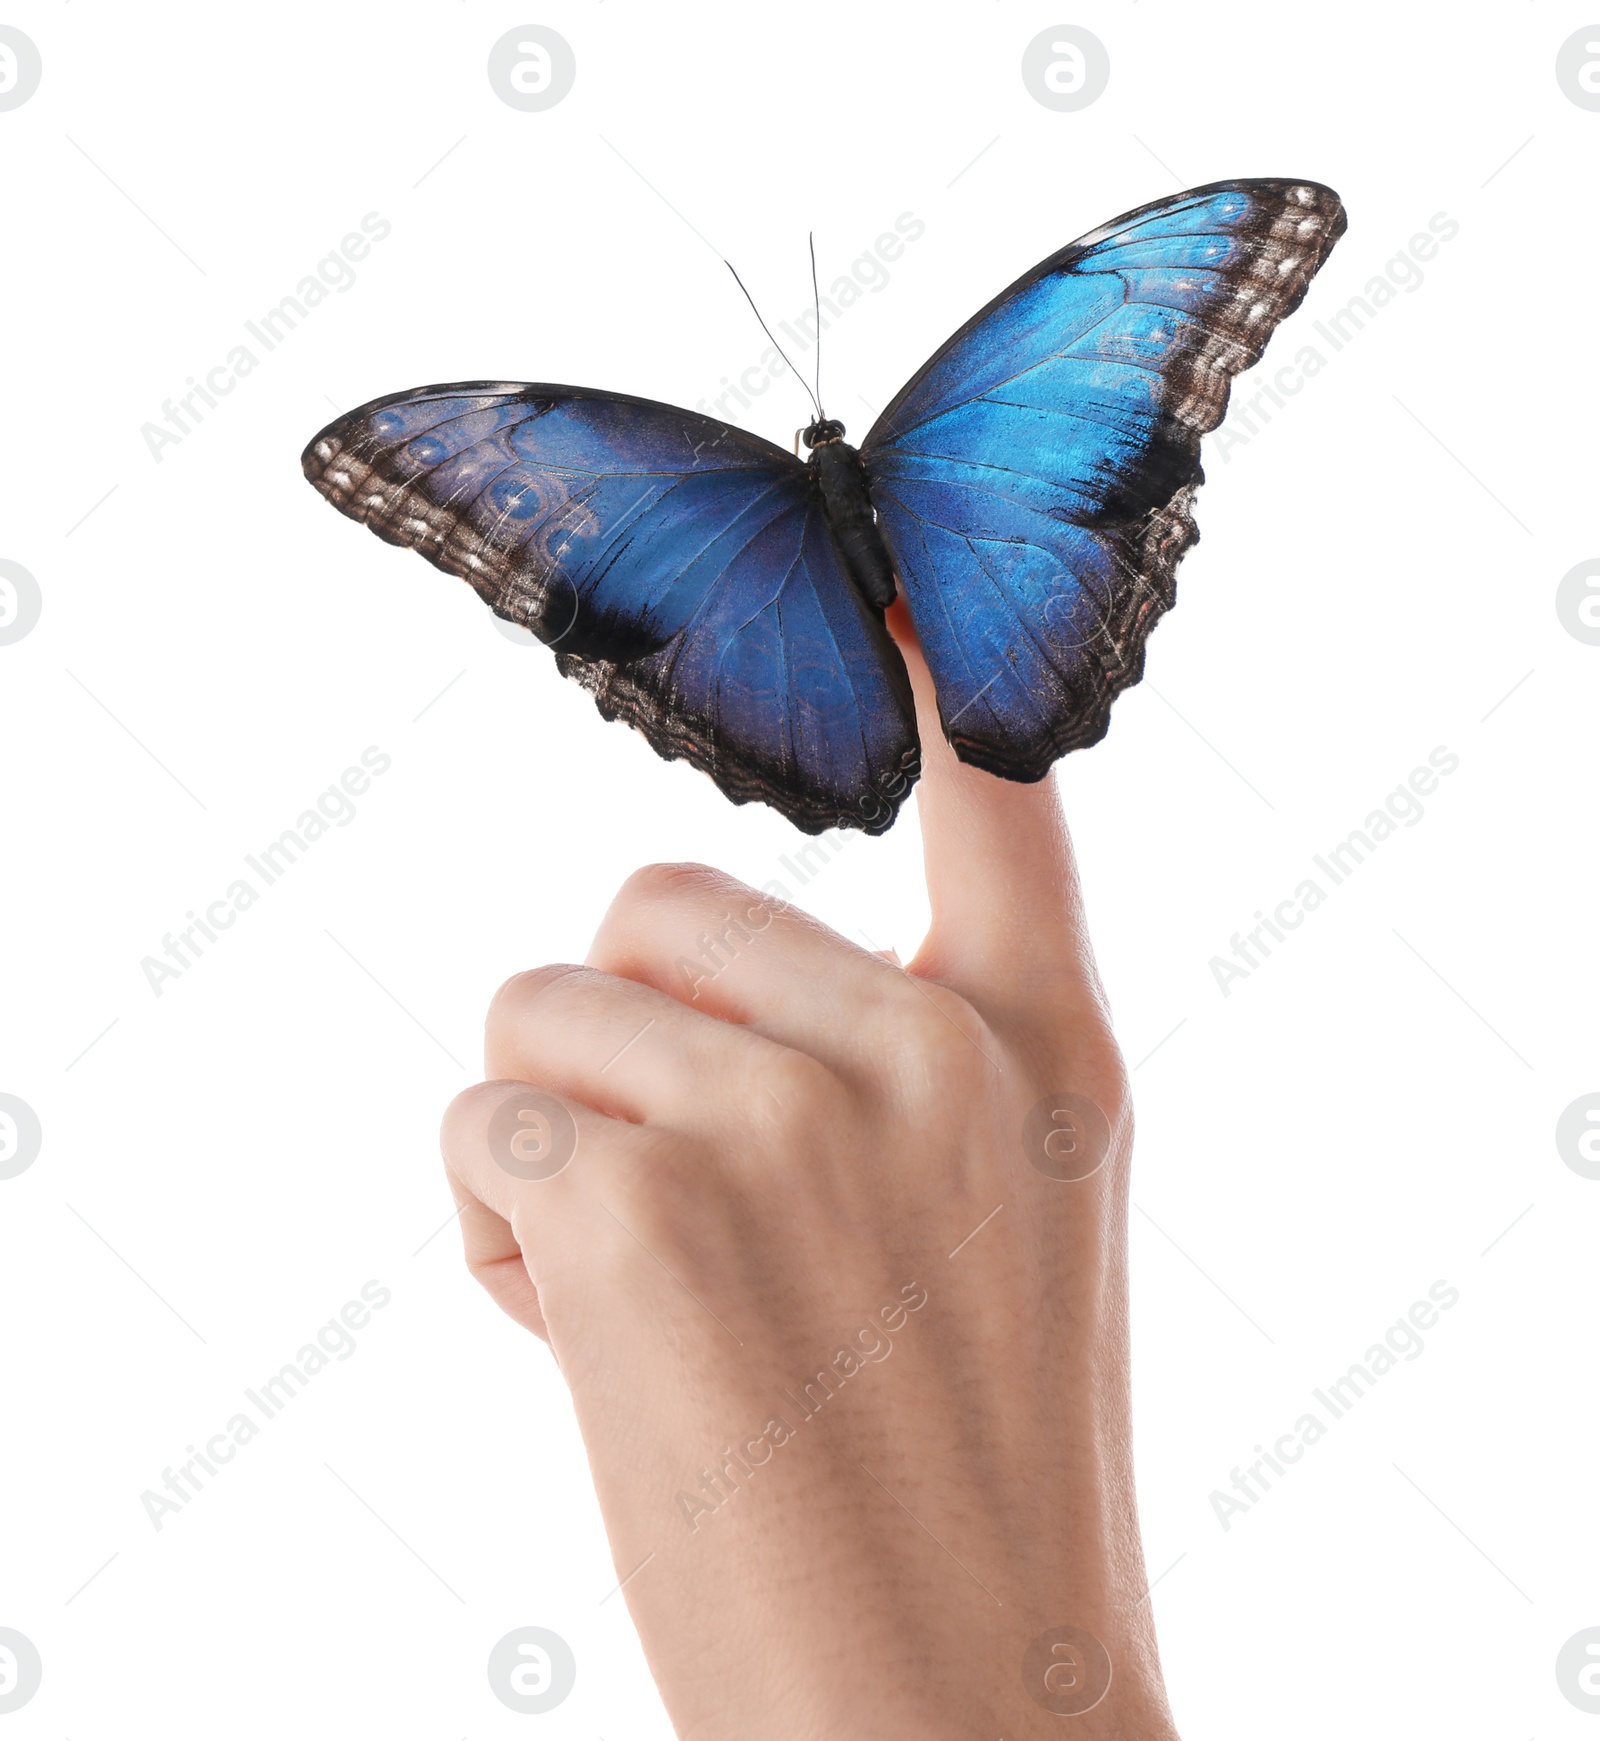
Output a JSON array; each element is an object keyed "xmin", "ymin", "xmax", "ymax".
[
  {"xmin": 862, "ymin": 180, "xmax": 1346, "ymax": 780},
  {"xmin": 302, "ymin": 383, "xmax": 919, "ymax": 834}
]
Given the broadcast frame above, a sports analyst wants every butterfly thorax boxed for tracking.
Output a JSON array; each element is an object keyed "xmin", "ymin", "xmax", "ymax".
[{"xmin": 805, "ymin": 422, "xmax": 897, "ymax": 612}]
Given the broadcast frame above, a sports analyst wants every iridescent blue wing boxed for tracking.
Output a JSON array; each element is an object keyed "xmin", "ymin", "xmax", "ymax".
[
  {"xmin": 862, "ymin": 178, "xmax": 1346, "ymax": 780},
  {"xmin": 303, "ymin": 385, "xmax": 919, "ymax": 835}
]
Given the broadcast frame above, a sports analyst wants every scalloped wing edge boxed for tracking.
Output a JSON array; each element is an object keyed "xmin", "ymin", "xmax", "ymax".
[
  {"xmin": 938, "ymin": 481, "xmax": 1199, "ymax": 782},
  {"xmin": 555, "ymin": 648, "xmax": 922, "ymax": 837},
  {"xmin": 869, "ymin": 179, "xmax": 1346, "ymax": 783}
]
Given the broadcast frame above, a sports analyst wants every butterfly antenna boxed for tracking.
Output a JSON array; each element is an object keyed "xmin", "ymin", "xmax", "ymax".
[
  {"xmin": 724, "ymin": 259, "xmax": 821, "ymax": 421},
  {"xmin": 808, "ymin": 231, "xmax": 824, "ymax": 416}
]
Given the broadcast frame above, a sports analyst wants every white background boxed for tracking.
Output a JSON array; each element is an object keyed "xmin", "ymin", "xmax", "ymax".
[{"xmin": 2, "ymin": 4, "xmax": 1596, "ymax": 1736}]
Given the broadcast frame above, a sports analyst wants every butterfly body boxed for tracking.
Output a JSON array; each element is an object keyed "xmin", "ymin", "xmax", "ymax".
[
  {"xmin": 807, "ymin": 424, "xmax": 897, "ymax": 610},
  {"xmin": 305, "ymin": 178, "xmax": 1346, "ymax": 836}
]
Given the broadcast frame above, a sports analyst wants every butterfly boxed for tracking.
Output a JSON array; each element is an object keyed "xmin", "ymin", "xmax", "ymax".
[{"xmin": 303, "ymin": 177, "xmax": 1345, "ymax": 836}]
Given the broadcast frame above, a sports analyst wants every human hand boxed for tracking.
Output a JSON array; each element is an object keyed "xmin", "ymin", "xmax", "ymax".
[{"xmin": 442, "ymin": 605, "xmax": 1179, "ymax": 1740}]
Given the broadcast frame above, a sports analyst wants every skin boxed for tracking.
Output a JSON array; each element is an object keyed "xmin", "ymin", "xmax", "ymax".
[{"xmin": 442, "ymin": 604, "xmax": 1182, "ymax": 1741}]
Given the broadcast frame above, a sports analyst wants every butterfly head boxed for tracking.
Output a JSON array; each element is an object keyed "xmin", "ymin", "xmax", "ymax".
[{"xmin": 802, "ymin": 418, "xmax": 846, "ymax": 449}]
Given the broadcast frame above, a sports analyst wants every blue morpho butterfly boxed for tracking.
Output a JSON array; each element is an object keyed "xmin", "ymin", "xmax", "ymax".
[{"xmin": 303, "ymin": 178, "xmax": 1345, "ymax": 836}]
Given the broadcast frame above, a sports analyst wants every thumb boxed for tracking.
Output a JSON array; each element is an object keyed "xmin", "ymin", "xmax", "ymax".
[{"xmin": 887, "ymin": 600, "xmax": 1106, "ymax": 1020}]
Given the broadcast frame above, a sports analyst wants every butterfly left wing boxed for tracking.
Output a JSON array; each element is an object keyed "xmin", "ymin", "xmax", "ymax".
[
  {"xmin": 303, "ymin": 383, "xmax": 919, "ymax": 835},
  {"xmin": 862, "ymin": 178, "xmax": 1346, "ymax": 780}
]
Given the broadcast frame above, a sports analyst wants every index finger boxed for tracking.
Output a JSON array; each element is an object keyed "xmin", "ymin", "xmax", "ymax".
[{"xmin": 886, "ymin": 599, "xmax": 1109, "ymax": 1026}]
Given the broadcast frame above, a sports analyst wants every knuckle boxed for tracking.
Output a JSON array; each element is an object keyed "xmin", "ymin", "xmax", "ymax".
[
  {"xmin": 616, "ymin": 860, "xmax": 743, "ymax": 911},
  {"xmin": 1078, "ymin": 1052, "xmax": 1133, "ymax": 1144},
  {"xmin": 888, "ymin": 981, "xmax": 998, "ymax": 1087},
  {"xmin": 755, "ymin": 1045, "xmax": 840, "ymax": 1112},
  {"xmin": 488, "ymin": 961, "xmax": 590, "ymax": 1024},
  {"xmin": 901, "ymin": 975, "xmax": 988, "ymax": 1045},
  {"xmin": 440, "ymin": 1079, "xmax": 503, "ymax": 1151},
  {"xmin": 733, "ymin": 1049, "xmax": 852, "ymax": 1160}
]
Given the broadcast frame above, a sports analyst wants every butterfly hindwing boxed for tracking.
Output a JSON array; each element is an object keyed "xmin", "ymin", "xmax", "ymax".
[
  {"xmin": 303, "ymin": 384, "xmax": 919, "ymax": 834},
  {"xmin": 863, "ymin": 178, "xmax": 1346, "ymax": 779},
  {"xmin": 558, "ymin": 497, "xmax": 920, "ymax": 835}
]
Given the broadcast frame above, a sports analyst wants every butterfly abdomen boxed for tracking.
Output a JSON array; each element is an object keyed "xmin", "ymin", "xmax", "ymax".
[{"xmin": 811, "ymin": 438, "xmax": 897, "ymax": 612}]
